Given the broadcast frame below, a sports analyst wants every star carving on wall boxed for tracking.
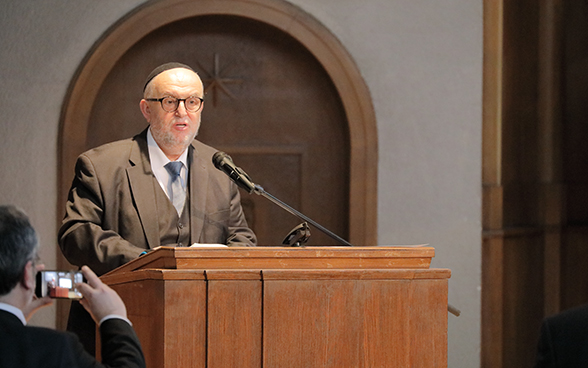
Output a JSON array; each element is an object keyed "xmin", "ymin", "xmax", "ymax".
[{"xmin": 197, "ymin": 53, "xmax": 243, "ymax": 107}]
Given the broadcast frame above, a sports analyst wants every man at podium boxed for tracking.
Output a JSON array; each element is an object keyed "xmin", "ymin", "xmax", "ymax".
[{"xmin": 58, "ymin": 62, "xmax": 257, "ymax": 354}]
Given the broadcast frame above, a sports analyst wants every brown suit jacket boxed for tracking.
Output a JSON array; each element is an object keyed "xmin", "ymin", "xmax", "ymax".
[{"xmin": 59, "ymin": 128, "xmax": 256, "ymax": 275}]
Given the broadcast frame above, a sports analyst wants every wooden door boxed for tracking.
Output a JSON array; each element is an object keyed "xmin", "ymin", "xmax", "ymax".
[{"xmin": 86, "ymin": 15, "xmax": 349, "ymax": 246}]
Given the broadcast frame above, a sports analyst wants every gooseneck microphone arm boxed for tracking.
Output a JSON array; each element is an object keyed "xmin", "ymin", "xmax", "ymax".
[
  {"xmin": 252, "ymin": 183, "xmax": 353, "ymax": 246},
  {"xmin": 212, "ymin": 151, "xmax": 353, "ymax": 246}
]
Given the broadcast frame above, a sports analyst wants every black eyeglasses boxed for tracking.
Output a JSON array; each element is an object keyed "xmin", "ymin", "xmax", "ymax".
[{"xmin": 145, "ymin": 96, "xmax": 204, "ymax": 112}]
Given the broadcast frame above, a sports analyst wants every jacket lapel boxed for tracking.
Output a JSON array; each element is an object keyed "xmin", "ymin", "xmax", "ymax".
[
  {"xmin": 127, "ymin": 129, "xmax": 160, "ymax": 249},
  {"xmin": 189, "ymin": 143, "xmax": 208, "ymax": 244}
]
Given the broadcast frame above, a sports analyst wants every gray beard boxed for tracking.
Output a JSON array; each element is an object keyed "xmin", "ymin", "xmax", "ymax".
[{"xmin": 152, "ymin": 127, "xmax": 199, "ymax": 151}]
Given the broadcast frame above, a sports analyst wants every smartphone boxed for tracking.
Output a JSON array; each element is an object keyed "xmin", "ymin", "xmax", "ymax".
[{"xmin": 35, "ymin": 270, "xmax": 84, "ymax": 299}]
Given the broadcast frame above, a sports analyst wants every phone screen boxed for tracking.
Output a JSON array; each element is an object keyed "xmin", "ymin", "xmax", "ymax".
[{"xmin": 35, "ymin": 270, "xmax": 83, "ymax": 299}]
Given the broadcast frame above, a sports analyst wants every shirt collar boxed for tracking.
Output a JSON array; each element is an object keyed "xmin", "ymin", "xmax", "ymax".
[{"xmin": 0, "ymin": 302, "xmax": 27, "ymax": 325}]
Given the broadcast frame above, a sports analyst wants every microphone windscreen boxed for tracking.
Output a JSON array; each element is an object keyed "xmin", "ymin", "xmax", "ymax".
[{"xmin": 212, "ymin": 151, "xmax": 231, "ymax": 170}]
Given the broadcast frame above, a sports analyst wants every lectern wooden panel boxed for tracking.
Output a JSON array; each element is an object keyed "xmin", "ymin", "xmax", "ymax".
[
  {"xmin": 101, "ymin": 247, "xmax": 450, "ymax": 368},
  {"xmin": 262, "ymin": 270, "xmax": 448, "ymax": 367},
  {"xmin": 207, "ymin": 271, "xmax": 262, "ymax": 367}
]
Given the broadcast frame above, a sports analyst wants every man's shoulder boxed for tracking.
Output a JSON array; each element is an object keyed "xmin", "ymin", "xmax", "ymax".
[
  {"xmin": 77, "ymin": 130, "xmax": 147, "ymax": 166},
  {"xmin": 547, "ymin": 303, "xmax": 588, "ymax": 327},
  {"xmin": 0, "ymin": 322, "xmax": 78, "ymax": 367},
  {"xmin": 83, "ymin": 135, "xmax": 142, "ymax": 158},
  {"xmin": 191, "ymin": 139, "xmax": 218, "ymax": 157},
  {"xmin": 0, "ymin": 314, "xmax": 72, "ymax": 344},
  {"xmin": 190, "ymin": 139, "xmax": 223, "ymax": 169},
  {"xmin": 26, "ymin": 324, "xmax": 73, "ymax": 339}
]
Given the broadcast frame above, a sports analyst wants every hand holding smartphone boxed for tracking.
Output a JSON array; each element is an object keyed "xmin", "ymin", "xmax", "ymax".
[{"xmin": 35, "ymin": 270, "xmax": 84, "ymax": 299}]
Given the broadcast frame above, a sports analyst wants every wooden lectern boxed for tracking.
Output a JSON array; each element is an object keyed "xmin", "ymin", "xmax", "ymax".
[{"xmin": 101, "ymin": 246, "xmax": 450, "ymax": 368}]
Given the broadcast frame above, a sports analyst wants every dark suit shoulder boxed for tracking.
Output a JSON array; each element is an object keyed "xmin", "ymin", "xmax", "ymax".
[
  {"xmin": 0, "ymin": 312, "xmax": 85, "ymax": 368},
  {"xmin": 535, "ymin": 303, "xmax": 588, "ymax": 368},
  {"xmin": 0, "ymin": 312, "xmax": 144, "ymax": 368},
  {"xmin": 545, "ymin": 303, "xmax": 588, "ymax": 328}
]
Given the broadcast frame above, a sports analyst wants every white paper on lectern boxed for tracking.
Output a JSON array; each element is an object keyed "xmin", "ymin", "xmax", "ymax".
[{"xmin": 190, "ymin": 243, "xmax": 228, "ymax": 248}]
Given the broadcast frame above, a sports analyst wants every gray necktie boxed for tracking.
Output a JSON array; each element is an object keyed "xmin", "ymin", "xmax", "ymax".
[{"xmin": 164, "ymin": 161, "xmax": 186, "ymax": 215}]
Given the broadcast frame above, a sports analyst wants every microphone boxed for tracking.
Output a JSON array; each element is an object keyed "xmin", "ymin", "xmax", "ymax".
[
  {"xmin": 212, "ymin": 151, "xmax": 353, "ymax": 246},
  {"xmin": 212, "ymin": 151, "xmax": 256, "ymax": 193}
]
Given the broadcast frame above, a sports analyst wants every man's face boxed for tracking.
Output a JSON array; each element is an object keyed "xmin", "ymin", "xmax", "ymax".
[{"xmin": 140, "ymin": 68, "xmax": 204, "ymax": 159}]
